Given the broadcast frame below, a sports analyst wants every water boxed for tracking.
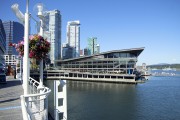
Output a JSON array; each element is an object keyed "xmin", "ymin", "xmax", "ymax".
[{"xmin": 67, "ymin": 71, "xmax": 180, "ymax": 120}]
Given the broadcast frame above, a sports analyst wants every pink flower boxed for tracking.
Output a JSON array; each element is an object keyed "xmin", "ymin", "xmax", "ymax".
[
  {"xmin": 38, "ymin": 35, "xmax": 43, "ymax": 40},
  {"xmin": 20, "ymin": 41, "xmax": 24, "ymax": 45},
  {"xmin": 12, "ymin": 43, "xmax": 16, "ymax": 47},
  {"xmin": 10, "ymin": 34, "xmax": 50, "ymax": 60},
  {"xmin": 29, "ymin": 51, "xmax": 35, "ymax": 58},
  {"xmin": 15, "ymin": 44, "xmax": 18, "ymax": 48},
  {"xmin": 20, "ymin": 53, "xmax": 23, "ymax": 56},
  {"xmin": 29, "ymin": 35, "xmax": 34, "ymax": 40}
]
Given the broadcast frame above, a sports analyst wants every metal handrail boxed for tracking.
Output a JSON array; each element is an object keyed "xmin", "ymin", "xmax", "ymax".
[
  {"xmin": 23, "ymin": 87, "xmax": 51, "ymax": 97},
  {"xmin": 21, "ymin": 77, "xmax": 51, "ymax": 120}
]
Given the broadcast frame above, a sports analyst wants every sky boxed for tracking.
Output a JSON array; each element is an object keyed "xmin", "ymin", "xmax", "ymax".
[{"xmin": 1, "ymin": 0, "xmax": 180, "ymax": 65}]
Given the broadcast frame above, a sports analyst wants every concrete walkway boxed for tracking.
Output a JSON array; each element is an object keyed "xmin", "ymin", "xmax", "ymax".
[{"xmin": 0, "ymin": 76, "xmax": 23, "ymax": 120}]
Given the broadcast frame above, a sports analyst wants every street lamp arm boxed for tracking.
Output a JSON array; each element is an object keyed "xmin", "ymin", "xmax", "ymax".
[{"xmin": 11, "ymin": 4, "xmax": 25, "ymax": 25}]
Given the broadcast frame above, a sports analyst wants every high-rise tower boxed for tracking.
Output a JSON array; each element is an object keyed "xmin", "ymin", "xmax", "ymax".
[
  {"xmin": 87, "ymin": 37, "xmax": 100, "ymax": 55},
  {"xmin": 3, "ymin": 21, "xmax": 24, "ymax": 55},
  {"xmin": 66, "ymin": 20, "xmax": 80, "ymax": 58},
  {"xmin": 3, "ymin": 21, "xmax": 24, "ymax": 66},
  {"xmin": 45, "ymin": 10, "xmax": 61, "ymax": 64},
  {"xmin": 0, "ymin": 19, "xmax": 6, "ymax": 65}
]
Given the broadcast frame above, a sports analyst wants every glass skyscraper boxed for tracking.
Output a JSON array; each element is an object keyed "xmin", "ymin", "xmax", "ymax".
[
  {"xmin": 45, "ymin": 10, "xmax": 61, "ymax": 64},
  {"xmin": 2, "ymin": 21, "xmax": 24, "ymax": 55},
  {"xmin": 62, "ymin": 43, "xmax": 73, "ymax": 59},
  {"xmin": 0, "ymin": 19, "xmax": 6, "ymax": 65},
  {"xmin": 87, "ymin": 37, "xmax": 100, "ymax": 55},
  {"xmin": 66, "ymin": 20, "xmax": 80, "ymax": 58},
  {"xmin": 2, "ymin": 21, "xmax": 24, "ymax": 66}
]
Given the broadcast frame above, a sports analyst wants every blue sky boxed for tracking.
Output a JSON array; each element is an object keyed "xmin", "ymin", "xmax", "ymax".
[{"xmin": 1, "ymin": 0, "xmax": 180, "ymax": 65}]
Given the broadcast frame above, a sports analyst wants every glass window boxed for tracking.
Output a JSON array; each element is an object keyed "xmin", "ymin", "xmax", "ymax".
[
  {"xmin": 120, "ymin": 53, "xmax": 127, "ymax": 58},
  {"xmin": 107, "ymin": 53, "xmax": 113, "ymax": 58},
  {"xmin": 113, "ymin": 53, "xmax": 119, "ymax": 58}
]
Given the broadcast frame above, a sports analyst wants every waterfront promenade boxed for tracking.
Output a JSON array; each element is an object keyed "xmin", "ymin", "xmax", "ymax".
[{"xmin": 0, "ymin": 76, "xmax": 23, "ymax": 120}]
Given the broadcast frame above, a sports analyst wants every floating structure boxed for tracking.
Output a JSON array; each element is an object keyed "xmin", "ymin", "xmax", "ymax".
[{"xmin": 45, "ymin": 47, "xmax": 146, "ymax": 84}]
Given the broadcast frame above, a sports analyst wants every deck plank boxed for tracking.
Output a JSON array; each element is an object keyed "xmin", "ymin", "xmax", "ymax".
[{"xmin": 0, "ymin": 76, "xmax": 23, "ymax": 120}]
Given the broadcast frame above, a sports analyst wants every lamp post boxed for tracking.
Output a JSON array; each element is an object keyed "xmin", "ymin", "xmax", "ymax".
[
  {"xmin": 11, "ymin": 1, "xmax": 29, "ymax": 95},
  {"xmin": 11, "ymin": 3, "xmax": 25, "ymax": 25},
  {"xmin": 11, "ymin": 3, "xmax": 26, "ymax": 93},
  {"xmin": 10, "ymin": 0, "xmax": 29, "ymax": 95},
  {"xmin": 35, "ymin": 3, "xmax": 45, "ymax": 89},
  {"xmin": 23, "ymin": 0, "xmax": 30, "ymax": 95}
]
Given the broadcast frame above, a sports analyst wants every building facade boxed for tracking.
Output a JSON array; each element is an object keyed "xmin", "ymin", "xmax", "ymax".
[
  {"xmin": 0, "ymin": 19, "xmax": 6, "ymax": 65},
  {"xmin": 83, "ymin": 48, "xmax": 88, "ymax": 56},
  {"xmin": 45, "ymin": 10, "xmax": 61, "ymax": 64},
  {"xmin": 4, "ymin": 55, "xmax": 17, "ymax": 66},
  {"xmin": 87, "ymin": 37, "xmax": 100, "ymax": 55},
  {"xmin": 80, "ymin": 49, "xmax": 83, "ymax": 57},
  {"xmin": 55, "ymin": 47, "xmax": 145, "ymax": 83},
  {"xmin": 3, "ymin": 21, "xmax": 24, "ymax": 55},
  {"xmin": 66, "ymin": 21, "xmax": 80, "ymax": 58},
  {"xmin": 62, "ymin": 43, "xmax": 73, "ymax": 60},
  {"xmin": 2, "ymin": 21, "xmax": 24, "ymax": 66}
]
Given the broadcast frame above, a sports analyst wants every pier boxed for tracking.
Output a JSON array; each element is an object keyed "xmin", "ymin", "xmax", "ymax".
[
  {"xmin": 0, "ymin": 77, "xmax": 23, "ymax": 120},
  {"xmin": 31, "ymin": 70, "xmax": 145, "ymax": 84},
  {"xmin": 0, "ymin": 76, "xmax": 51, "ymax": 120}
]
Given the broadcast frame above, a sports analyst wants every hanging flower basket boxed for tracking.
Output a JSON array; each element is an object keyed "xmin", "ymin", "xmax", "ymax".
[{"xmin": 9, "ymin": 34, "xmax": 50, "ymax": 60}]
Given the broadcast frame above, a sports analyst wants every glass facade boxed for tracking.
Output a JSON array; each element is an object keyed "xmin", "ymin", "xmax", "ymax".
[
  {"xmin": 45, "ymin": 10, "xmax": 61, "ymax": 64},
  {"xmin": 66, "ymin": 21, "xmax": 80, "ymax": 58},
  {"xmin": 104, "ymin": 52, "xmax": 137, "ymax": 58},
  {"xmin": 2, "ymin": 21, "xmax": 24, "ymax": 55},
  {"xmin": 0, "ymin": 19, "xmax": 6, "ymax": 65},
  {"xmin": 56, "ymin": 48, "xmax": 144, "ymax": 81},
  {"xmin": 62, "ymin": 43, "xmax": 73, "ymax": 59},
  {"xmin": 87, "ymin": 37, "xmax": 100, "ymax": 55}
]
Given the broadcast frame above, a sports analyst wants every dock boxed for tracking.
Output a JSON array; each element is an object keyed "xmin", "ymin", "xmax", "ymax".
[{"xmin": 0, "ymin": 76, "xmax": 23, "ymax": 120}]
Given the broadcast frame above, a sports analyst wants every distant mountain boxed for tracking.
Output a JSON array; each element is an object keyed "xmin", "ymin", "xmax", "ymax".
[
  {"xmin": 150, "ymin": 63, "xmax": 169, "ymax": 66},
  {"xmin": 157, "ymin": 63, "xmax": 170, "ymax": 65},
  {"xmin": 147, "ymin": 63, "xmax": 180, "ymax": 69}
]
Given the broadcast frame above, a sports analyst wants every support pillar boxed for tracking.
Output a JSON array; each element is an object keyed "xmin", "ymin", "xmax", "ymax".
[{"xmin": 54, "ymin": 80, "xmax": 67, "ymax": 120}]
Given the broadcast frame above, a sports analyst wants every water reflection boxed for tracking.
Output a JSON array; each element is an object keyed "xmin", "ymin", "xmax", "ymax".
[
  {"xmin": 67, "ymin": 76, "xmax": 180, "ymax": 120},
  {"xmin": 67, "ymin": 81, "xmax": 138, "ymax": 120}
]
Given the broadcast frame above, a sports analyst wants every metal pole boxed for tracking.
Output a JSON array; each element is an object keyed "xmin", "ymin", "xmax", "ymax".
[
  {"xmin": 23, "ymin": 0, "xmax": 30, "ymax": 95},
  {"xmin": 39, "ymin": 19, "xmax": 43, "ymax": 88},
  {"xmin": 20, "ymin": 57, "xmax": 22, "ymax": 81}
]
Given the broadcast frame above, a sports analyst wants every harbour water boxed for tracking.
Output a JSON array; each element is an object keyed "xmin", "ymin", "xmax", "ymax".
[{"xmin": 67, "ymin": 70, "xmax": 180, "ymax": 120}]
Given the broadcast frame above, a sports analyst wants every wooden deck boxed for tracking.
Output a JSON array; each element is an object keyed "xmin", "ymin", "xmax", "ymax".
[{"xmin": 0, "ymin": 76, "xmax": 23, "ymax": 120}]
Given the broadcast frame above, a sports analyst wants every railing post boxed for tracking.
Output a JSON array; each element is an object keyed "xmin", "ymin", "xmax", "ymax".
[
  {"xmin": 20, "ymin": 95, "xmax": 29, "ymax": 120},
  {"xmin": 21, "ymin": 77, "xmax": 51, "ymax": 120}
]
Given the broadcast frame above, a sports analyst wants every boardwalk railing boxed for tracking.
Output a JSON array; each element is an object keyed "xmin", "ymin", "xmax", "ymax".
[{"xmin": 21, "ymin": 77, "xmax": 51, "ymax": 120}]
